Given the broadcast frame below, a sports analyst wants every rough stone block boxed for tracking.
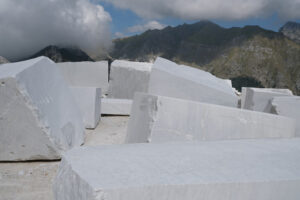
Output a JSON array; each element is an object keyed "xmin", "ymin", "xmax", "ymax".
[
  {"xmin": 148, "ymin": 57, "xmax": 238, "ymax": 107},
  {"xmin": 0, "ymin": 57, "xmax": 85, "ymax": 161},
  {"xmin": 101, "ymin": 98, "xmax": 132, "ymax": 116},
  {"xmin": 57, "ymin": 61, "xmax": 109, "ymax": 93},
  {"xmin": 271, "ymin": 96, "xmax": 300, "ymax": 136},
  {"xmin": 126, "ymin": 93, "xmax": 295, "ymax": 143},
  {"xmin": 54, "ymin": 138, "xmax": 300, "ymax": 200},
  {"xmin": 241, "ymin": 87, "xmax": 293, "ymax": 113},
  {"xmin": 71, "ymin": 87, "xmax": 101, "ymax": 129},
  {"xmin": 108, "ymin": 60, "xmax": 152, "ymax": 99}
]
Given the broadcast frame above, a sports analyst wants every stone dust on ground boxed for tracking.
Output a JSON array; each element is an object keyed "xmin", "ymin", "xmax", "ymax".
[{"xmin": 0, "ymin": 116, "xmax": 129, "ymax": 200}]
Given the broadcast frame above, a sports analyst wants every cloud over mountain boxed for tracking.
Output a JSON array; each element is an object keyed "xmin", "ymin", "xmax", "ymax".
[
  {"xmin": 102, "ymin": 0, "xmax": 300, "ymax": 21},
  {"xmin": 0, "ymin": 0, "xmax": 112, "ymax": 61},
  {"xmin": 127, "ymin": 21, "xmax": 166, "ymax": 33}
]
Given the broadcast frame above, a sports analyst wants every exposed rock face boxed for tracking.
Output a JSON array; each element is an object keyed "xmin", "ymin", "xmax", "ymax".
[
  {"xmin": 0, "ymin": 56, "xmax": 9, "ymax": 64},
  {"xmin": 111, "ymin": 21, "xmax": 300, "ymax": 95},
  {"xmin": 25, "ymin": 45, "xmax": 94, "ymax": 63},
  {"xmin": 280, "ymin": 22, "xmax": 300, "ymax": 44}
]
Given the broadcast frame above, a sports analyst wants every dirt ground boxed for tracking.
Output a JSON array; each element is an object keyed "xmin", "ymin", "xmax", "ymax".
[{"xmin": 0, "ymin": 116, "xmax": 129, "ymax": 200}]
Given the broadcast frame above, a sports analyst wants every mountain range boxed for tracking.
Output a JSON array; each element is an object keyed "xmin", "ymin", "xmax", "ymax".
[{"xmin": 111, "ymin": 21, "xmax": 300, "ymax": 94}]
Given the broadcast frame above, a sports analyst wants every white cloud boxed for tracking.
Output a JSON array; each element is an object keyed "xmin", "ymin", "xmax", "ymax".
[
  {"xmin": 114, "ymin": 32, "xmax": 125, "ymax": 38},
  {"xmin": 0, "ymin": 0, "xmax": 112, "ymax": 61},
  {"xmin": 102, "ymin": 0, "xmax": 300, "ymax": 21},
  {"xmin": 127, "ymin": 21, "xmax": 166, "ymax": 33}
]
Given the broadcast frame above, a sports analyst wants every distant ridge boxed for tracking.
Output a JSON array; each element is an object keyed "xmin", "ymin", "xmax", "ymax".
[
  {"xmin": 25, "ymin": 45, "xmax": 94, "ymax": 63},
  {"xmin": 111, "ymin": 21, "xmax": 300, "ymax": 94}
]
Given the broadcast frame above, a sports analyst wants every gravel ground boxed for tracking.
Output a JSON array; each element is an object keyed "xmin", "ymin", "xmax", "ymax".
[{"xmin": 0, "ymin": 116, "xmax": 129, "ymax": 200}]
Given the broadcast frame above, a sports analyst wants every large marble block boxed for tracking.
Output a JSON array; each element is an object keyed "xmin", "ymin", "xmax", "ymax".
[
  {"xmin": 101, "ymin": 98, "xmax": 132, "ymax": 116},
  {"xmin": 0, "ymin": 57, "xmax": 85, "ymax": 161},
  {"xmin": 107, "ymin": 60, "xmax": 152, "ymax": 99},
  {"xmin": 71, "ymin": 87, "xmax": 101, "ymax": 129},
  {"xmin": 241, "ymin": 87, "xmax": 293, "ymax": 113},
  {"xmin": 57, "ymin": 61, "xmax": 109, "ymax": 93},
  {"xmin": 54, "ymin": 139, "xmax": 300, "ymax": 200},
  {"xmin": 271, "ymin": 96, "xmax": 300, "ymax": 136},
  {"xmin": 126, "ymin": 93, "xmax": 295, "ymax": 143},
  {"xmin": 148, "ymin": 57, "xmax": 238, "ymax": 107}
]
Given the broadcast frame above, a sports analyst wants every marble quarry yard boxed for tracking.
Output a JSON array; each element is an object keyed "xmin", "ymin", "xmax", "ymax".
[{"xmin": 0, "ymin": 56, "xmax": 300, "ymax": 200}]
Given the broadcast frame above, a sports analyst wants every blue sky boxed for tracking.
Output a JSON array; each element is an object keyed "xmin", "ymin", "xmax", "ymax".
[{"xmin": 100, "ymin": 1, "xmax": 300, "ymax": 38}]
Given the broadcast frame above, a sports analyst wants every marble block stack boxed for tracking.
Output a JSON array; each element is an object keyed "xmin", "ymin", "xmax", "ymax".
[
  {"xmin": 57, "ymin": 61, "xmax": 109, "ymax": 129},
  {"xmin": 102, "ymin": 60, "xmax": 153, "ymax": 116},
  {"xmin": 55, "ymin": 57, "xmax": 300, "ymax": 199},
  {"xmin": 1, "ymin": 56, "xmax": 299, "ymax": 199}
]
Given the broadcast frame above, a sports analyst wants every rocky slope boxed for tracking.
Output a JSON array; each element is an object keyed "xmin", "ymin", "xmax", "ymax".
[
  {"xmin": 280, "ymin": 21, "xmax": 300, "ymax": 44},
  {"xmin": 25, "ymin": 45, "xmax": 94, "ymax": 63},
  {"xmin": 111, "ymin": 21, "xmax": 300, "ymax": 94},
  {"xmin": 0, "ymin": 56, "xmax": 9, "ymax": 64}
]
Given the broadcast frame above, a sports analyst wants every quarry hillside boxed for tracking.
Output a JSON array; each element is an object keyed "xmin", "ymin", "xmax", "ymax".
[{"xmin": 111, "ymin": 21, "xmax": 300, "ymax": 95}]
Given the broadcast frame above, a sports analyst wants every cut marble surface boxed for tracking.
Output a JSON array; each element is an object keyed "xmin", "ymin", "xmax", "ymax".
[
  {"xmin": 148, "ymin": 57, "xmax": 238, "ymax": 107},
  {"xmin": 54, "ymin": 138, "xmax": 300, "ymax": 200},
  {"xmin": 107, "ymin": 60, "xmax": 152, "ymax": 99},
  {"xmin": 241, "ymin": 87, "xmax": 293, "ymax": 113},
  {"xmin": 101, "ymin": 98, "xmax": 132, "ymax": 116},
  {"xmin": 126, "ymin": 93, "xmax": 296, "ymax": 143},
  {"xmin": 271, "ymin": 96, "xmax": 300, "ymax": 136},
  {"xmin": 0, "ymin": 57, "xmax": 85, "ymax": 161},
  {"xmin": 57, "ymin": 61, "xmax": 109, "ymax": 94}
]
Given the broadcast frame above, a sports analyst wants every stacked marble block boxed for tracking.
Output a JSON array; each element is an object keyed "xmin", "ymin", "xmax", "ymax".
[
  {"xmin": 55, "ymin": 57, "xmax": 300, "ymax": 200},
  {"xmin": 241, "ymin": 87, "xmax": 300, "ymax": 136},
  {"xmin": 57, "ymin": 61, "xmax": 109, "ymax": 129},
  {"xmin": 241, "ymin": 87, "xmax": 294, "ymax": 112},
  {"xmin": 102, "ymin": 60, "xmax": 152, "ymax": 116},
  {"xmin": 0, "ymin": 57, "xmax": 85, "ymax": 161},
  {"xmin": 271, "ymin": 96, "xmax": 300, "ymax": 136}
]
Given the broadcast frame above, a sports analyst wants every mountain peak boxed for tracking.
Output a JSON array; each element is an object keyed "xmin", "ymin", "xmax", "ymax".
[
  {"xmin": 279, "ymin": 21, "xmax": 300, "ymax": 44},
  {"xmin": 280, "ymin": 21, "xmax": 300, "ymax": 30},
  {"xmin": 25, "ymin": 45, "xmax": 94, "ymax": 63}
]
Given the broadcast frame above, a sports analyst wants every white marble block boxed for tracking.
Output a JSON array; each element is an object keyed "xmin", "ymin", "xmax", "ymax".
[
  {"xmin": 71, "ymin": 87, "xmax": 101, "ymax": 129},
  {"xmin": 0, "ymin": 57, "xmax": 85, "ymax": 161},
  {"xmin": 241, "ymin": 87, "xmax": 293, "ymax": 113},
  {"xmin": 101, "ymin": 98, "xmax": 132, "ymax": 116},
  {"xmin": 271, "ymin": 96, "xmax": 300, "ymax": 136},
  {"xmin": 126, "ymin": 93, "xmax": 295, "ymax": 143},
  {"xmin": 57, "ymin": 61, "xmax": 109, "ymax": 93},
  {"xmin": 148, "ymin": 57, "xmax": 238, "ymax": 107},
  {"xmin": 108, "ymin": 60, "xmax": 152, "ymax": 99},
  {"xmin": 54, "ymin": 138, "xmax": 300, "ymax": 200}
]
